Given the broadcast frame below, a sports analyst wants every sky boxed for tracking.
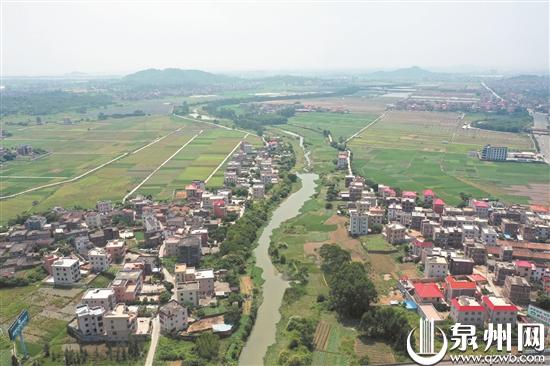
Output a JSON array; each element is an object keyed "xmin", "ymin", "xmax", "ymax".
[{"xmin": 1, "ymin": 1, "xmax": 549, "ymax": 76}]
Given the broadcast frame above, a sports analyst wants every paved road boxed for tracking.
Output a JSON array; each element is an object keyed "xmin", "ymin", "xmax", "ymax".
[
  {"xmin": 144, "ymin": 315, "xmax": 160, "ymax": 366},
  {"xmin": 481, "ymin": 81, "xmax": 504, "ymax": 101},
  {"xmin": 531, "ymin": 112, "xmax": 550, "ymax": 164}
]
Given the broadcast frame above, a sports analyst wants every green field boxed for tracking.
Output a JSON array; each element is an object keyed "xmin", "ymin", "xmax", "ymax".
[
  {"xmin": 287, "ymin": 112, "xmax": 377, "ymax": 142},
  {"xmin": 0, "ymin": 115, "xmax": 262, "ymax": 223},
  {"xmin": 349, "ymin": 110, "xmax": 550, "ymax": 205}
]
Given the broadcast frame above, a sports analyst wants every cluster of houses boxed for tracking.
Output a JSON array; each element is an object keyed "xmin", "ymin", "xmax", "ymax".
[
  {"xmin": 0, "ymin": 136, "xmax": 288, "ymax": 345},
  {"xmin": 337, "ymin": 155, "xmax": 550, "ymax": 330}
]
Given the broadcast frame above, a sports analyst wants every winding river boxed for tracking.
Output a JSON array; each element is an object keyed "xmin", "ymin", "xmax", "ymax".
[{"xmin": 239, "ymin": 172, "xmax": 318, "ymax": 365}]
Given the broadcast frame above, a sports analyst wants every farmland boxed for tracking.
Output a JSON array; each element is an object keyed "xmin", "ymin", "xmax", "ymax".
[
  {"xmin": 0, "ymin": 114, "xmax": 262, "ymax": 223},
  {"xmin": 347, "ymin": 109, "xmax": 550, "ymax": 205}
]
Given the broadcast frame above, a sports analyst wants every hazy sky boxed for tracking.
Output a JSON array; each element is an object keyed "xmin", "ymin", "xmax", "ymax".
[{"xmin": 2, "ymin": 1, "xmax": 549, "ymax": 76}]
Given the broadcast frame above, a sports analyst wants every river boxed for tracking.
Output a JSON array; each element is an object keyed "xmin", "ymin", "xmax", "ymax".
[{"xmin": 239, "ymin": 172, "xmax": 318, "ymax": 365}]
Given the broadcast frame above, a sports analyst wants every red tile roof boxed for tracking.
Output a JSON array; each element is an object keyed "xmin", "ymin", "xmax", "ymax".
[
  {"xmin": 414, "ymin": 239, "xmax": 433, "ymax": 248},
  {"xmin": 423, "ymin": 189, "xmax": 435, "ymax": 197},
  {"xmin": 473, "ymin": 200, "xmax": 489, "ymax": 209},
  {"xmin": 434, "ymin": 198, "xmax": 445, "ymax": 206},
  {"xmin": 451, "ymin": 298, "xmax": 485, "ymax": 312},
  {"xmin": 467, "ymin": 274, "xmax": 487, "ymax": 283},
  {"xmin": 481, "ymin": 296, "xmax": 518, "ymax": 312},
  {"xmin": 402, "ymin": 191, "xmax": 417, "ymax": 198},
  {"xmin": 530, "ymin": 205, "xmax": 549, "ymax": 213},
  {"xmin": 514, "ymin": 260, "xmax": 533, "ymax": 268},
  {"xmin": 446, "ymin": 276, "xmax": 477, "ymax": 290},
  {"xmin": 414, "ymin": 282, "xmax": 444, "ymax": 299}
]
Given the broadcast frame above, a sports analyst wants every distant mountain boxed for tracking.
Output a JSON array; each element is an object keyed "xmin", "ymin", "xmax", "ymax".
[
  {"xmin": 365, "ymin": 66, "xmax": 444, "ymax": 80},
  {"xmin": 122, "ymin": 68, "xmax": 237, "ymax": 86}
]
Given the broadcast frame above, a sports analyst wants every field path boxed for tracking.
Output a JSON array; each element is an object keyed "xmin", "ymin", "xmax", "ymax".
[
  {"xmin": 0, "ymin": 152, "xmax": 128, "ymax": 200},
  {"xmin": 345, "ymin": 112, "xmax": 387, "ymax": 143},
  {"xmin": 131, "ymin": 127, "xmax": 184, "ymax": 154},
  {"xmin": 204, "ymin": 132, "xmax": 249, "ymax": 183},
  {"xmin": 173, "ymin": 113, "xmax": 259, "ymax": 137},
  {"xmin": 122, "ymin": 131, "xmax": 203, "ymax": 203}
]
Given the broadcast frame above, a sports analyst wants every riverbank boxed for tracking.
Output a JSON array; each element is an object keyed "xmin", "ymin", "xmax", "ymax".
[{"xmin": 239, "ymin": 173, "xmax": 318, "ymax": 365}]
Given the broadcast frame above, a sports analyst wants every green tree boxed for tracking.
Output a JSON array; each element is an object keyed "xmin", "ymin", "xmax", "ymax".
[{"xmin": 195, "ymin": 332, "xmax": 220, "ymax": 360}]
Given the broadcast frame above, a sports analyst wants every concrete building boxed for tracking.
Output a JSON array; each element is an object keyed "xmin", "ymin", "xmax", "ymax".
[
  {"xmin": 176, "ymin": 282, "xmax": 199, "ymax": 307},
  {"xmin": 177, "ymin": 236, "xmax": 202, "ymax": 266},
  {"xmin": 25, "ymin": 215, "xmax": 47, "ymax": 230},
  {"xmin": 252, "ymin": 184, "xmax": 265, "ymax": 199},
  {"xmin": 495, "ymin": 262, "xmax": 516, "ymax": 285},
  {"xmin": 480, "ymin": 227, "xmax": 498, "ymax": 246},
  {"xmin": 450, "ymin": 296, "xmax": 486, "ymax": 327},
  {"xmin": 413, "ymin": 282, "xmax": 444, "ymax": 304},
  {"xmin": 349, "ymin": 209, "xmax": 369, "ymax": 236},
  {"xmin": 481, "ymin": 145, "xmax": 508, "ymax": 161},
  {"xmin": 463, "ymin": 240, "xmax": 487, "ymax": 265},
  {"xmin": 481, "ymin": 296, "xmax": 518, "ymax": 325},
  {"xmin": 81, "ymin": 288, "xmax": 116, "ymax": 311},
  {"xmin": 449, "ymin": 257, "xmax": 475, "ymax": 276},
  {"xmin": 514, "ymin": 261, "xmax": 533, "ymax": 279},
  {"xmin": 76, "ymin": 304, "xmax": 105, "ymax": 337},
  {"xmin": 105, "ymin": 239, "xmax": 126, "ymax": 261},
  {"xmin": 88, "ymin": 248, "xmax": 111, "ymax": 273},
  {"xmin": 85, "ymin": 212, "xmax": 102, "ymax": 229},
  {"xmin": 336, "ymin": 151, "xmax": 349, "ymax": 169},
  {"xmin": 96, "ymin": 200, "xmax": 113, "ymax": 214},
  {"xmin": 503, "ymin": 276, "xmax": 531, "ymax": 305},
  {"xmin": 104, "ymin": 304, "xmax": 137, "ymax": 342},
  {"xmin": 445, "ymin": 275, "xmax": 477, "ymax": 302},
  {"xmin": 159, "ymin": 300, "xmax": 188, "ymax": 334},
  {"xmin": 384, "ymin": 223, "xmax": 406, "ymax": 244},
  {"xmin": 425, "ymin": 256, "xmax": 448, "ymax": 279},
  {"xmin": 367, "ymin": 207, "xmax": 385, "ymax": 226},
  {"xmin": 52, "ymin": 257, "xmax": 81, "ymax": 285}
]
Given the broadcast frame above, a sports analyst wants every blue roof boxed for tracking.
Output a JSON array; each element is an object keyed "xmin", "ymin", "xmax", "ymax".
[{"xmin": 405, "ymin": 299, "xmax": 417, "ymax": 310}]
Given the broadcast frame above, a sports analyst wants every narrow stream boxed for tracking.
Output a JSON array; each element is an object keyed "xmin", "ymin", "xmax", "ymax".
[
  {"xmin": 239, "ymin": 131, "xmax": 316, "ymax": 365},
  {"xmin": 239, "ymin": 173, "xmax": 318, "ymax": 365}
]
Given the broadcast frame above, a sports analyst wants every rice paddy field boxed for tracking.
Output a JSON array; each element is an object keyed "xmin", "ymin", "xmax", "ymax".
[
  {"xmin": 348, "ymin": 110, "xmax": 550, "ymax": 205},
  {"xmin": 0, "ymin": 114, "xmax": 262, "ymax": 223}
]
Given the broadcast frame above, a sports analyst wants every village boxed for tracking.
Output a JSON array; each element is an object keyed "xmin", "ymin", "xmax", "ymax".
[
  {"xmin": 0, "ymin": 136, "xmax": 289, "ymax": 354},
  {"xmin": 336, "ymin": 148, "xmax": 550, "ymax": 332}
]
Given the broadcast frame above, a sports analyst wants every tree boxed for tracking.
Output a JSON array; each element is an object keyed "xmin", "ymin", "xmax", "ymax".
[
  {"xmin": 360, "ymin": 306, "xmax": 413, "ymax": 350},
  {"xmin": 535, "ymin": 294, "xmax": 550, "ymax": 311},
  {"xmin": 319, "ymin": 244, "xmax": 351, "ymax": 275},
  {"xmin": 329, "ymin": 262, "xmax": 377, "ymax": 318},
  {"xmin": 224, "ymin": 304, "xmax": 241, "ymax": 325},
  {"xmin": 194, "ymin": 332, "xmax": 220, "ymax": 360},
  {"xmin": 43, "ymin": 343, "xmax": 50, "ymax": 357}
]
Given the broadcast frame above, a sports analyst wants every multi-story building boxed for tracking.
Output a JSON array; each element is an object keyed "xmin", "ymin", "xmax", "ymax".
[
  {"xmin": 81, "ymin": 288, "xmax": 116, "ymax": 311},
  {"xmin": 445, "ymin": 275, "xmax": 477, "ymax": 302},
  {"xmin": 110, "ymin": 270, "xmax": 143, "ymax": 303},
  {"xmin": 367, "ymin": 207, "xmax": 385, "ymax": 226},
  {"xmin": 336, "ymin": 151, "xmax": 349, "ymax": 169},
  {"xmin": 252, "ymin": 184, "xmax": 265, "ymax": 199},
  {"xmin": 425, "ymin": 256, "xmax": 448, "ymax": 279},
  {"xmin": 480, "ymin": 227, "xmax": 498, "ymax": 246},
  {"xmin": 384, "ymin": 223, "xmax": 406, "ymax": 244},
  {"xmin": 96, "ymin": 200, "xmax": 113, "ymax": 214},
  {"xmin": 471, "ymin": 200, "xmax": 490, "ymax": 218},
  {"xmin": 449, "ymin": 257, "xmax": 475, "ymax": 276},
  {"xmin": 76, "ymin": 304, "xmax": 105, "ymax": 337},
  {"xmin": 433, "ymin": 227, "xmax": 463, "ymax": 249},
  {"xmin": 88, "ymin": 248, "xmax": 111, "ymax": 273},
  {"xmin": 52, "ymin": 258, "xmax": 81, "ymax": 285},
  {"xmin": 494, "ymin": 262, "xmax": 516, "ymax": 285},
  {"xmin": 423, "ymin": 189, "xmax": 435, "ymax": 205},
  {"xmin": 349, "ymin": 209, "xmax": 369, "ymax": 236},
  {"xmin": 503, "ymin": 276, "xmax": 531, "ymax": 305},
  {"xmin": 481, "ymin": 145, "xmax": 508, "ymax": 161},
  {"xmin": 105, "ymin": 239, "xmax": 126, "ymax": 261},
  {"xmin": 25, "ymin": 215, "xmax": 47, "ymax": 230},
  {"xmin": 176, "ymin": 282, "xmax": 200, "ymax": 306},
  {"xmin": 177, "ymin": 236, "xmax": 202, "ymax": 266},
  {"xmin": 159, "ymin": 300, "xmax": 188, "ymax": 334},
  {"xmin": 463, "ymin": 240, "xmax": 487, "ymax": 265},
  {"xmin": 450, "ymin": 296, "xmax": 486, "ymax": 327},
  {"xmin": 514, "ymin": 260, "xmax": 533, "ymax": 278},
  {"xmin": 85, "ymin": 212, "xmax": 102, "ymax": 229},
  {"xmin": 104, "ymin": 304, "xmax": 137, "ymax": 342},
  {"xmin": 481, "ymin": 296, "xmax": 518, "ymax": 325}
]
